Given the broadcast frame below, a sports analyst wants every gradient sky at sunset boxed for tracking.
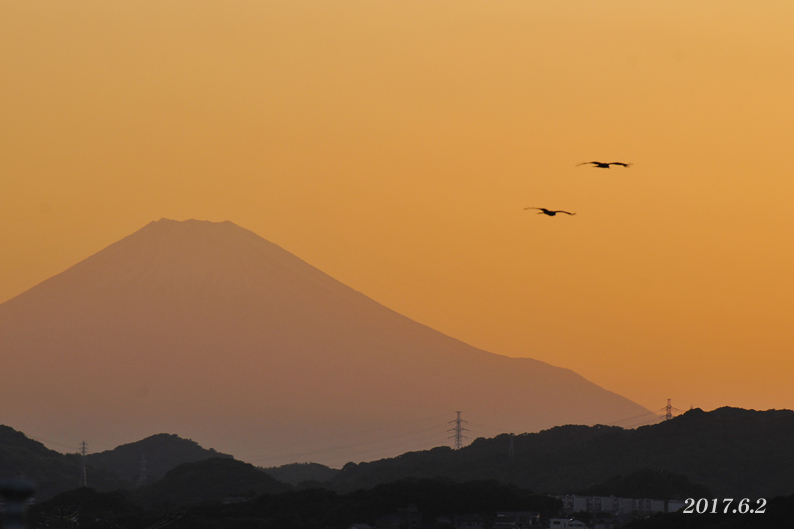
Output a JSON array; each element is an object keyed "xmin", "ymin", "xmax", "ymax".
[{"xmin": 3, "ymin": 1, "xmax": 794, "ymax": 418}]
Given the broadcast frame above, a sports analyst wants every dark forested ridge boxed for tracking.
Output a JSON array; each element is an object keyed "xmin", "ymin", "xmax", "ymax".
[
  {"xmin": 85, "ymin": 433, "xmax": 232, "ymax": 483},
  {"xmin": 4, "ymin": 406, "xmax": 794, "ymax": 503},
  {"xmin": 302, "ymin": 407, "xmax": 794, "ymax": 498},
  {"xmin": 130, "ymin": 458, "xmax": 290, "ymax": 507},
  {"xmin": 0, "ymin": 427, "xmax": 232, "ymax": 499},
  {"xmin": 0, "ymin": 426, "xmax": 129, "ymax": 498},
  {"xmin": 26, "ymin": 476, "xmax": 794, "ymax": 529},
  {"xmin": 30, "ymin": 478, "xmax": 563, "ymax": 529}
]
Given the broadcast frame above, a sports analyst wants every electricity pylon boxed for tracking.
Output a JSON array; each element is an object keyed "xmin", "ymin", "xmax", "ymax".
[{"xmin": 448, "ymin": 411, "xmax": 468, "ymax": 450}]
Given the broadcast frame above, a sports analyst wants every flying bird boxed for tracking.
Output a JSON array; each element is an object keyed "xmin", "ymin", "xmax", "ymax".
[
  {"xmin": 577, "ymin": 161, "xmax": 632, "ymax": 168},
  {"xmin": 524, "ymin": 207, "xmax": 576, "ymax": 216}
]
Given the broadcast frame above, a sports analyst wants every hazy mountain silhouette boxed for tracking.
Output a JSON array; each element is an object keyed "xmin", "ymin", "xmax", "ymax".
[
  {"xmin": 85, "ymin": 433, "xmax": 232, "ymax": 484},
  {"xmin": 262, "ymin": 462, "xmax": 341, "ymax": 486},
  {"xmin": 0, "ymin": 219, "xmax": 653, "ymax": 465},
  {"xmin": 131, "ymin": 458, "xmax": 290, "ymax": 507}
]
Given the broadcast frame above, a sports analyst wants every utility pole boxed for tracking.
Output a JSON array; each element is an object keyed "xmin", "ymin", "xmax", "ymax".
[
  {"xmin": 448, "ymin": 411, "xmax": 468, "ymax": 450},
  {"xmin": 80, "ymin": 441, "xmax": 87, "ymax": 488}
]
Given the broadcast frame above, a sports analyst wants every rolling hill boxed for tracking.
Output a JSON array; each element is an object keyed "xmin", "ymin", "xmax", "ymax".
[{"xmin": 85, "ymin": 433, "xmax": 232, "ymax": 484}]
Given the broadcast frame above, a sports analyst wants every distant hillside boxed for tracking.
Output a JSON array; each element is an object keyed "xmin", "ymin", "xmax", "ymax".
[
  {"xmin": 0, "ymin": 425, "xmax": 82, "ymax": 499},
  {"xmin": 30, "ymin": 478, "xmax": 563, "ymax": 529},
  {"xmin": 0, "ymin": 425, "xmax": 129, "ymax": 499},
  {"xmin": 131, "ymin": 458, "xmax": 290, "ymax": 507},
  {"xmin": 85, "ymin": 433, "xmax": 232, "ymax": 484},
  {"xmin": 326, "ymin": 408, "xmax": 794, "ymax": 498},
  {"xmin": 262, "ymin": 462, "xmax": 340, "ymax": 486},
  {"xmin": 8, "ymin": 407, "xmax": 794, "ymax": 504},
  {"xmin": 230, "ymin": 478, "xmax": 562, "ymax": 527},
  {"xmin": 1, "ymin": 427, "xmax": 232, "ymax": 499}
]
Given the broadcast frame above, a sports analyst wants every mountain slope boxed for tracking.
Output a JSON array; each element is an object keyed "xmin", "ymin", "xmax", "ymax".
[
  {"xmin": 0, "ymin": 219, "xmax": 654, "ymax": 465},
  {"xmin": 0, "ymin": 425, "xmax": 83, "ymax": 498},
  {"xmin": 0, "ymin": 425, "xmax": 129, "ymax": 498},
  {"xmin": 131, "ymin": 458, "xmax": 290, "ymax": 507},
  {"xmin": 85, "ymin": 433, "xmax": 232, "ymax": 484}
]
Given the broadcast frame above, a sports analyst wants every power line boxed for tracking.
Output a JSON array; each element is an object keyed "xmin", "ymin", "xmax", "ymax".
[
  {"xmin": 0, "ymin": 418, "xmax": 87, "ymax": 452},
  {"xmin": 28, "ymin": 436, "xmax": 81, "ymax": 452},
  {"xmin": 243, "ymin": 413, "xmax": 449, "ymax": 461},
  {"xmin": 606, "ymin": 411, "xmax": 663, "ymax": 428},
  {"xmin": 252, "ymin": 422, "xmax": 448, "ymax": 464},
  {"xmin": 466, "ymin": 420, "xmax": 508, "ymax": 435}
]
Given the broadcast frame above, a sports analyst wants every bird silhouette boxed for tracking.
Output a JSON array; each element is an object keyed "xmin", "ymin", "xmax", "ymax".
[
  {"xmin": 524, "ymin": 207, "xmax": 576, "ymax": 216},
  {"xmin": 577, "ymin": 161, "xmax": 632, "ymax": 168}
]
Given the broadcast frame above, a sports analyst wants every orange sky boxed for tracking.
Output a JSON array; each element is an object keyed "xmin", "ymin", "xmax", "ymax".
[{"xmin": 2, "ymin": 1, "xmax": 794, "ymax": 418}]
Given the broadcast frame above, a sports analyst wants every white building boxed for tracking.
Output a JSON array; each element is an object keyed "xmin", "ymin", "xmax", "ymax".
[
  {"xmin": 557, "ymin": 494, "xmax": 678, "ymax": 514},
  {"xmin": 549, "ymin": 519, "xmax": 586, "ymax": 529},
  {"xmin": 667, "ymin": 500, "xmax": 686, "ymax": 512}
]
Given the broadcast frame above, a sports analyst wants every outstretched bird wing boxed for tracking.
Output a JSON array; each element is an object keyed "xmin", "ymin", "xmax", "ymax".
[
  {"xmin": 524, "ymin": 207, "xmax": 576, "ymax": 216},
  {"xmin": 576, "ymin": 162, "xmax": 599, "ymax": 167},
  {"xmin": 610, "ymin": 162, "xmax": 632, "ymax": 167}
]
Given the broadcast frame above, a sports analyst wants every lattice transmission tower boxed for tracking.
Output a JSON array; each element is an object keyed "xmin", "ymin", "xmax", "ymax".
[
  {"xmin": 448, "ymin": 411, "xmax": 468, "ymax": 450},
  {"xmin": 660, "ymin": 398, "xmax": 681, "ymax": 421},
  {"xmin": 80, "ymin": 441, "xmax": 88, "ymax": 487}
]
